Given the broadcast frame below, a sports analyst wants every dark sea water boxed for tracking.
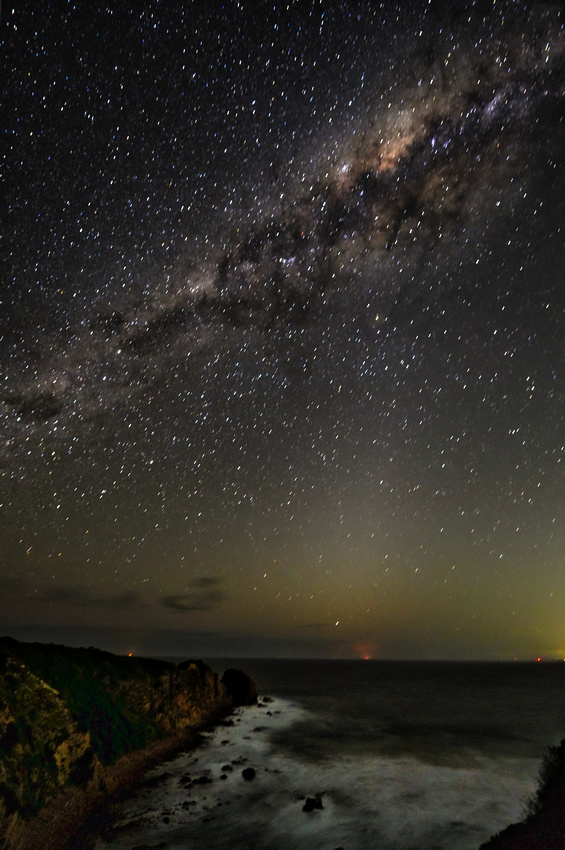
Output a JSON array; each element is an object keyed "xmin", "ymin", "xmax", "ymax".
[{"xmin": 94, "ymin": 660, "xmax": 565, "ymax": 850}]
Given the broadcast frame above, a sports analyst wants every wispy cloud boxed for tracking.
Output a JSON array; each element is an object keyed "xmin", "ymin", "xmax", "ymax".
[
  {"xmin": 0, "ymin": 579, "xmax": 140, "ymax": 611},
  {"xmin": 162, "ymin": 577, "xmax": 227, "ymax": 613},
  {"xmin": 41, "ymin": 586, "xmax": 141, "ymax": 610}
]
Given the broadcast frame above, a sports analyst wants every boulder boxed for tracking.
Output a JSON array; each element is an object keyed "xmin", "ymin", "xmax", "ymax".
[
  {"xmin": 220, "ymin": 669, "xmax": 258, "ymax": 706},
  {"xmin": 303, "ymin": 795, "xmax": 324, "ymax": 812},
  {"xmin": 241, "ymin": 767, "xmax": 256, "ymax": 781}
]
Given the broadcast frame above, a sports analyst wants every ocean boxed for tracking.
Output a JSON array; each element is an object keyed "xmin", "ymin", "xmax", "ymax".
[{"xmin": 93, "ymin": 660, "xmax": 565, "ymax": 849}]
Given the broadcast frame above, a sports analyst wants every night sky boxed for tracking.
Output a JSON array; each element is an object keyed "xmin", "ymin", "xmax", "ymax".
[{"xmin": 2, "ymin": 1, "xmax": 564, "ymax": 660}]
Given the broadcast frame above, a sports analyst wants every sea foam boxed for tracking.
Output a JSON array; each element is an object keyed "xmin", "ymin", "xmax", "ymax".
[{"xmin": 94, "ymin": 695, "xmax": 537, "ymax": 850}]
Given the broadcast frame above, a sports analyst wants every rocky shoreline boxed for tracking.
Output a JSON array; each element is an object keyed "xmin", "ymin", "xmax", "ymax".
[
  {"xmin": 6, "ymin": 725, "xmax": 206, "ymax": 850},
  {"xmin": 90, "ymin": 693, "xmax": 315, "ymax": 850},
  {"xmin": 0, "ymin": 637, "xmax": 256, "ymax": 849}
]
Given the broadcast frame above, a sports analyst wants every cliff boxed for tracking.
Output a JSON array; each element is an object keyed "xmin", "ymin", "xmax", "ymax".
[
  {"xmin": 0, "ymin": 637, "xmax": 255, "ymax": 847},
  {"xmin": 480, "ymin": 740, "xmax": 565, "ymax": 849}
]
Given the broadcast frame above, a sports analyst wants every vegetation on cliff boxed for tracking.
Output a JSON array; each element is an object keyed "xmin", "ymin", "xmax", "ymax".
[
  {"xmin": 480, "ymin": 739, "xmax": 565, "ymax": 849},
  {"xmin": 0, "ymin": 637, "xmax": 253, "ymax": 846}
]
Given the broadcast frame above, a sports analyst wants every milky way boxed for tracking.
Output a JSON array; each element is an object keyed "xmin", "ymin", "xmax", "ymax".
[{"xmin": 1, "ymin": 2, "xmax": 564, "ymax": 658}]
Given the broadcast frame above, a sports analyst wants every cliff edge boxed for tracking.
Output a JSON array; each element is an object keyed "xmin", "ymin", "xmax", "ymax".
[
  {"xmin": 480, "ymin": 739, "xmax": 565, "ymax": 849},
  {"xmin": 0, "ymin": 637, "xmax": 256, "ymax": 848}
]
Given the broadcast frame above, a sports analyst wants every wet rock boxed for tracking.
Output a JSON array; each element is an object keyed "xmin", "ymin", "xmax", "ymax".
[
  {"xmin": 241, "ymin": 767, "xmax": 256, "ymax": 781},
  {"xmin": 303, "ymin": 795, "xmax": 324, "ymax": 812},
  {"xmin": 144, "ymin": 771, "xmax": 172, "ymax": 788}
]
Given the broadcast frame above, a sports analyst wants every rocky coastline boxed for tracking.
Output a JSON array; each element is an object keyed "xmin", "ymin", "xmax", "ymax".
[{"xmin": 0, "ymin": 637, "xmax": 256, "ymax": 849}]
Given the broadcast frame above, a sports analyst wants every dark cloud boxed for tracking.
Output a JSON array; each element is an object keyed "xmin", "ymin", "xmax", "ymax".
[
  {"xmin": 0, "ymin": 580, "xmax": 140, "ymax": 611},
  {"xmin": 0, "ymin": 625, "xmax": 354, "ymax": 659},
  {"xmin": 162, "ymin": 578, "xmax": 227, "ymax": 614},
  {"xmin": 40, "ymin": 587, "xmax": 141, "ymax": 610}
]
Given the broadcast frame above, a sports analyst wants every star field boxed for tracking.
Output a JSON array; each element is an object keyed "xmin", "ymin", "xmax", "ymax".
[{"xmin": 1, "ymin": 1, "xmax": 564, "ymax": 659}]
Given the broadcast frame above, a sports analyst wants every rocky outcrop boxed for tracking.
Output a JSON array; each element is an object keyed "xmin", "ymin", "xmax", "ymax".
[
  {"xmin": 220, "ymin": 667, "xmax": 258, "ymax": 706},
  {"xmin": 0, "ymin": 637, "xmax": 253, "ymax": 847}
]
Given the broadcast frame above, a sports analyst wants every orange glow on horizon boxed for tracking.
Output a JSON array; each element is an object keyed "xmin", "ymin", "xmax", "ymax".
[{"xmin": 354, "ymin": 643, "xmax": 377, "ymax": 661}]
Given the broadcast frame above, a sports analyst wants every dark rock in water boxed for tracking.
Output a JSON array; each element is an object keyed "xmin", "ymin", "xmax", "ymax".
[
  {"xmin": 132, "ymin": 843, "xmax": 168, "ymax": 850},
  {"xmin": 220, "ymin": 668, "xmax": 258, "ymax": 706},
  {"xmin": 303, "ymin": 795, "xmax": 324, "ymax": 812},
  {"xmin": 241, "ymin": 767, "xmax": 256, "ymax": 781}
]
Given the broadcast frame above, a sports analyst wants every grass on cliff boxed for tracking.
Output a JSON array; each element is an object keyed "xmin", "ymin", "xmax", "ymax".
[{"xmin": 0, "ymin": 638, "xmax": 172, "ymax": 765}]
